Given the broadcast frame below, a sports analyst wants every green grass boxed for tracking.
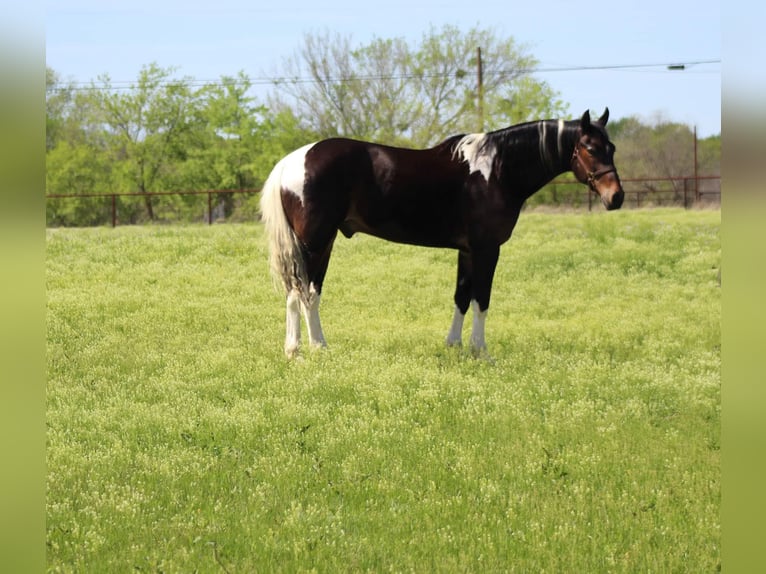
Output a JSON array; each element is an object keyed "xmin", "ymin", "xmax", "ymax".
[{"xmin": 47, "ymin": 209, "xmax": 720, "ymax": 572}]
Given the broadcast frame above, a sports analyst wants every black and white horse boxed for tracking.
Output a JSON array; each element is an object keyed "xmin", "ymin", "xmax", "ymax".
[{"xmin": 260, "ymin": 109, "xmax": 623, "ymax": 357}]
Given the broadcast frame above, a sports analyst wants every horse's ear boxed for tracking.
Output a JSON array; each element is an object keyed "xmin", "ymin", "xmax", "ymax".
[
  {"xmin": 580, "ymin": 110, "xmax": 592, "ymax": 131},
  {"xmin": 598, "ymin": 107, "xmax": 610, "ymax": 126}
]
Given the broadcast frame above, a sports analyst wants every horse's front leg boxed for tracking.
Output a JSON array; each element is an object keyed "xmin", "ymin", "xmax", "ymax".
[
  {"xmin": 446, "ymin": 251, "xmax": 472, "ymax": 347},
  {"xmin": 468, "ymin": 244, "xmax": 500, "ymax": 356}
]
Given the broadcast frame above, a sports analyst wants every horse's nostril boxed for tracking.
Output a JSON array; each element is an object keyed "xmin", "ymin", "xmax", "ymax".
[{"xmin": 609, "ymin": 190, "xmax": 624, "ymax": 210}]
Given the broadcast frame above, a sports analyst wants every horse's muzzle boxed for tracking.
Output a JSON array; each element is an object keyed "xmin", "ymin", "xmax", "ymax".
[
  {"xmin": 595, "ymin": 171, "xmax": 624, "ymax": 211},
  {"xmin": 604, "ymin": 188, "xmax": 624, "ymax": 210}
]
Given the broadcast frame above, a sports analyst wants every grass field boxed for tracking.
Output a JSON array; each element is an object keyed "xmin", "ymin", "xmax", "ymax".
[{"xmin": 46, "ymin": 209, "xmax": 720, "ymax": 572}]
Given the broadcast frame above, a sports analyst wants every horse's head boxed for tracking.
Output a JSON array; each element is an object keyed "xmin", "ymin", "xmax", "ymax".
[{"xmin": 571, "ymin": 108, "xmax": 624, "ymax": 211}]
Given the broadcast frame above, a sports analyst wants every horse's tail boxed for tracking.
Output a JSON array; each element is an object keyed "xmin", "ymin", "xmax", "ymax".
[{"xmin": 259, "ymin": 154, "xmax": 309, "ymax": 301}]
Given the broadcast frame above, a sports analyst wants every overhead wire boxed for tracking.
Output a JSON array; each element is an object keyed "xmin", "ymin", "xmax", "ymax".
[{"xmin": 49, "ymin": 59, "xmax": 720, "ymax": 92}]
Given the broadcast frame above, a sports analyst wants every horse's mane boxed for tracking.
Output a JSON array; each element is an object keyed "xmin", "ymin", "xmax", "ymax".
[{"xmin": 444, "ymin": 118, "xmax": 580, "ymax": 177}]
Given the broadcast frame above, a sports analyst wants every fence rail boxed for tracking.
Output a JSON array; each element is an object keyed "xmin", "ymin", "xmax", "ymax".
[
  {"xmin": 46, "ymin": 176, "xmax": 720, "ymax": 227},
  {"xmin": 561, "ymin": 174, "xmax": 721, "ymax": 210}
]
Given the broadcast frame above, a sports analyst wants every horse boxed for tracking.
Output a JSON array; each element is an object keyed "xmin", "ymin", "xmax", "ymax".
[{"xmin": 260, "ymin": 108, "xmax": 624, "ymax": 358}]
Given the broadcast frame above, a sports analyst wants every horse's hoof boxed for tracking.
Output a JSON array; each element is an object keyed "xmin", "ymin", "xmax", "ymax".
[
  {"xmin": 285, "ymin": 345, "xmax": 300, "ymax": 359},
  {"xmin": 470, "ymin": 346, "xmax": 494, "ymax": 363}
]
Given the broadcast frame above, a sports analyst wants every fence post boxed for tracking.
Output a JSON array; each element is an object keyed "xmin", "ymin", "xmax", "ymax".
[
  {"xmin": 111, "ymin": 194, "xmax": 117, "ymax": 227},
  {"xmin": 208, "ymin": 192, "xmax": 213, "ymax": 225},
  {"xmin": 694, "ymin": 126, "xmax": 700, "ymax": 203}
]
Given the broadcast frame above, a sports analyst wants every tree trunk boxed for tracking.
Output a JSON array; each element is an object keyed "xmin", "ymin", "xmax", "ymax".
[{"xmin": 140, "ymin": 184, "xmax": 155, "ymax": 221}]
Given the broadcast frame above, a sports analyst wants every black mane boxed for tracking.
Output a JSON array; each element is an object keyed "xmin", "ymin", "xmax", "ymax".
[{"xmin": 487, "ymin": 119, "xmax": 580, "ymax": 175}]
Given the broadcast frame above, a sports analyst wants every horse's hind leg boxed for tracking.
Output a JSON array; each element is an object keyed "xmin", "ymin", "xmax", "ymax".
[
  {"xmin": 285, "ymin": 288, "xmax": 302, "ymax": 358},
  {"xmin": 283, "ymin": 270, "xmax": 327, "ymax": 357},
  {"xmin": 302, "ymin": 283, "xmax": 326, "ymax": 350},
  {"xmin": 300, "ymin": 236, "xmax": 336, "ymax": 350}
]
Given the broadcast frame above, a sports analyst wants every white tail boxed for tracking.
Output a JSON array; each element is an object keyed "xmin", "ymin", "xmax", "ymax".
[{"xmin": 259, "ymin": 154, "xmax": 309, "ymax": 302}]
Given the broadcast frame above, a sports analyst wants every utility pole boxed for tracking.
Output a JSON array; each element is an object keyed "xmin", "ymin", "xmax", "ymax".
[{"xmin": 476, "ymin": 47, "xmax": 484, "ymax": 132}]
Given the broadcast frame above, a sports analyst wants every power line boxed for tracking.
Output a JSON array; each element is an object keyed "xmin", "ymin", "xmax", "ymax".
[
  {"xmin": 49, "ymin": 59, "xmax": 720, "ymax": 92},
  {"xmin": 527, "ymin": 59, "xmax": 719, "ymax": 74}
]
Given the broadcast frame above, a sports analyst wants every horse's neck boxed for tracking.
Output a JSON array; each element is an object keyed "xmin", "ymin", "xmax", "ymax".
[{"xmin": 498, "ymin": 120, "xmax": 578, "ymax": 197}]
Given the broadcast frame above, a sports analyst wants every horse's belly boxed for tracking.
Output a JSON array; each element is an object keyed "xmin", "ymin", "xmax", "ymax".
[{"xmin": 341, "ymin": 215, "xmax": 465, "ymax": 250}]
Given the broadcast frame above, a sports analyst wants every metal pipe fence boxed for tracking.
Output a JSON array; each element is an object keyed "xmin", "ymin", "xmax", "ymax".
[
  {"xmin": 547, "ymin": 175, "xmax": 721, "ymax": 211},
  {"xmin": 45, "ymin": 176, "xmax": 720, "ymax": 227}
]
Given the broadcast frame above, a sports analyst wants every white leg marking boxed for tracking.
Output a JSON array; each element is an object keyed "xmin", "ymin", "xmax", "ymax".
[
  {"xmin": 301, "ymin": 284, "xmax": 327, "ymax": 350},
  {"xmin": 446, "ymin": 306, "xmax": 465, "ymax": 347},
  {"xmin": 469, "ymin": 299, "xmax": 488, "ymax": 353},
  {"xmin": 285, "ymin": 288, "xmax": 302, "ymax": 357}
]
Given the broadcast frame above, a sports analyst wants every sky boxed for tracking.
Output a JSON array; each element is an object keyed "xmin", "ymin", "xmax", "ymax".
[{"xmin": 45, "ymin": 0, "xmax": 721, "ymax": 137}]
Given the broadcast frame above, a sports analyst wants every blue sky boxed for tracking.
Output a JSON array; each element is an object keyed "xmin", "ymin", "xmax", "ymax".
[{"xmin": 46, "ymin": 0, "xmax": 721, "ymax": 137}]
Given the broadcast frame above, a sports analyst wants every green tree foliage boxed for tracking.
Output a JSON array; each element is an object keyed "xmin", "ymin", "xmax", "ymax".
[
  {"xmin": 698, "ymin": 134, "xmax": 721, "ymax": 175},
  {"xmin": 194, "ymin": 74, "xmax": 319, "ymax": 219},
  {"xmin": 190, "ymin": 72, "xmax": 264, "ymax": 190},
  {"xmin": 46, "ymin": 69, "xmax": 119, "ymax": 225},
  {"xmin": 46, "ymin": 68, "xmax": 71, "ymax": 151},
  {"xmin": 94, "ymin": 64, "xmax": 208, "ymax": 220},
  {"xmin": 46, "ymin": 63, "xmax": 321, "ymax": 225}
]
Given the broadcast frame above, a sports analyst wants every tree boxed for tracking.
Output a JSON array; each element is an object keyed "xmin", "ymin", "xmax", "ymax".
[
  {"xmin": 409, "ymin": 25, "xmax": 567, "ymax": 142},
  {"xmin": 697, "ymin": 134, "xmax": 721, "ymax": 175},
  {"xmin": 46, "ymin": 63, "xmax": 322, "ymax": 225},
  {"xmin": 47, "ymin": 67, "xmax": 119, "ymax": 225},
  {"xmin": 608, "ymin": 115, "xmax": 693, "ymax": 196},
  {"xmin": 47, "ymin": 67, "xmax": 105, "ymax": 151},
  {"xmin": 198, "ymin": 72, "xmax": 263, "ymax": 189},
  {"xmin": 46, "ymin": 68, "xmax": 71, "ymax": 151},
  {"xmin": 271, "ymin": 25, "xmax": 569, "ymax": 148},
  {"xmin": 94, "ymin": 63, "xmax": 206, "ymax": 220},
  {"xmin": 193, "ymin": 73, "xmax": 320, "ymax": 220},
  {"xmin": 181, "ymin": 72, "xmax": 265, "ymax": 219}
]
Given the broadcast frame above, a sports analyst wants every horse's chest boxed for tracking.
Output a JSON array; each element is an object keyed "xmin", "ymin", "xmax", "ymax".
[{"xmin": 466, "ymin": 185, "xmax": 521, "ymax": 245}]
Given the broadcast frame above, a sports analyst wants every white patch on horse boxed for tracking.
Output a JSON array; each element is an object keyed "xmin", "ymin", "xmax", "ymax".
[
  {"xmin": 454, "ymin": 133, "xmax": 495, "ymax": 182},
  {"xmin": 446, "ymin": 306, "xmax": 465, "ymax": 347},
  {"xmin": 280, "ymin": 142, "xmax": 316, "ymax": 203}
]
